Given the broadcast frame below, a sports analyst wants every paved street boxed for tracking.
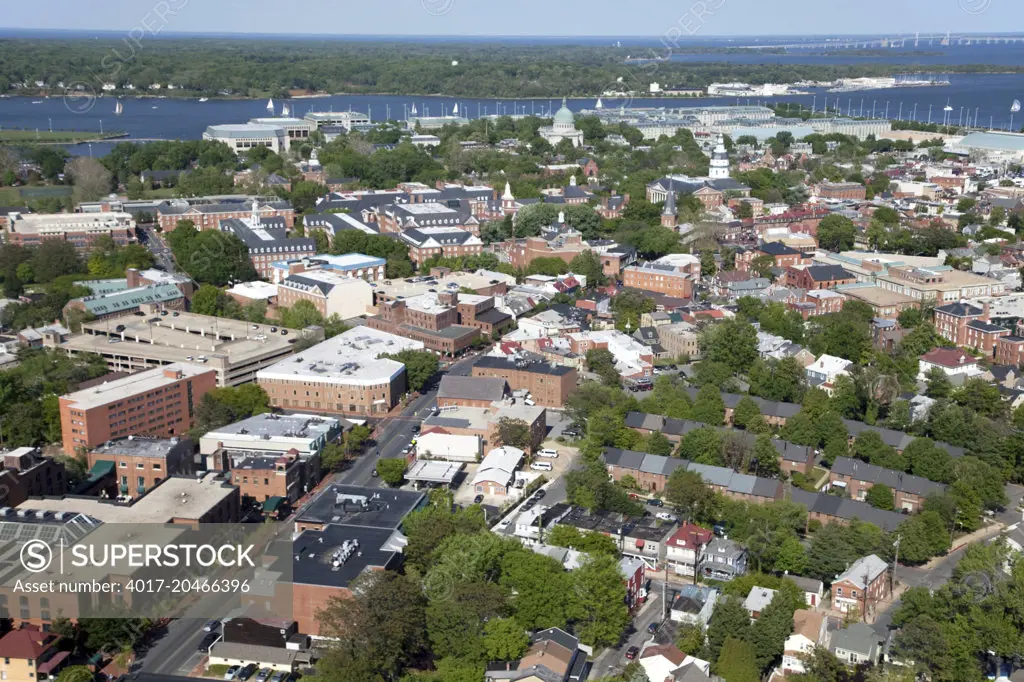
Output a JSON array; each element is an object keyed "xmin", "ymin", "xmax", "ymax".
[
  {"xmin": 139, "ymin": 619, "xmax": 210, "ymax": 675},
  {"xmin": 138, "ymin": 225, "xmax": 176, "ymax": 273},
  {"xmin": 338, "ymin": 354, "xmax": 479, "ymax": 488},
  {"xmin": 592, "ymin": 582, "xmax": 672, "ymax": 676}
]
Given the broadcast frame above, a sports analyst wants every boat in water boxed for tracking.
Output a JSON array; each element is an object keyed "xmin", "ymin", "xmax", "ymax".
[
  {"xmin": 198, "ymin": 97, "xmax": 209, "ymax": 103},
  {"xmin": 115, "ymin": 100, "xmax": 123, "ymax": 116},
  {"xmin": 266, "ymin": 98, "xmax": 275, "ymax": 115},
  {"xmin": 31, "ymin": 100, "xmax": 42, "ymax": 104}
]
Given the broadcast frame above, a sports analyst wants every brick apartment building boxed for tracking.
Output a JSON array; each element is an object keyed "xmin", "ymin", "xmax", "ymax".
[
  {"xmin": 398, "ymin": 226, "xmax": 484, "ymax": 266},
  {"xmin": 996, "ymin": 335, "xmax": 1024, "ymax": 367},
  {"xmin": 828, "ymin": 456, "xmax": 946, "ymax": 513},
  {"xmin": 622, "ymin": 254, "xmax": 700, "ymax": 299},
  {"xmin": 472, "ymin": 355, "xmax": 578, "ymax": 407},
  {"xmin": 88, "ymin": 436, "xmax": 195, "ymax": 500},
  {"xmin": 933, "ymin": 300, "xmax": 1010, "ymax": 355},
  {"xmin": 754, "ymin": 206, "xmax": 831, "ymax": 236},
  {"xmin": 59, "ymin": 363, "xmax": 217, "ymax": 455},
  {"xmin": 816, "ymin": 181, "xmax": 867, "ymax": 201},
  {"xmin": 831, "ymin": 554, "xmax": 889, "ymax": 615},
  {"xmin": 736, "ymin": 241, "xmax": 810, "ymax": 273},
  {"xmin": 219, "ymin": 217, "xmax": 317, "ymax": 279},
  {"xmin": 456, "ymin": 294, "xmax": 514, "ymax": 337},
  {"xmin": 0, "ymin": 447, "xmax": 66, "ymax": 507},
  {"xmin": 157, "ymin": 199, "xmax": 296, "ymax": 231},
  {"xmin": 230, "ymin": 452, "xmax": 305, "ymax": 504},
  {"xmin": 257, "ymin": 327, "xmax": 423, "ymax": 417},
  {"xmin": 6, "ymin": 212, "xmax": 136, "ymax": 251},
  {"xmin": 787, "ymin": 289, "xmax": 846, "ymax": 319},
  {"xmin": 785, "ymin": 264, "xmax": 858, "ymax": 290},
  {"xmin": 366, "ymin": 291, "xmax": 480, "ymax": 355}
]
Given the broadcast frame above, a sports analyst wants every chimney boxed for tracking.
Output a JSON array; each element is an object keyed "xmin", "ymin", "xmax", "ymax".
[
  {"xmin": 163, "ymin": 368, "xmax": 184, "ymax": 380},
  {"xmin": 982, "ymin": 301, "xmax": 990, "ymax": 322},
  {"xmin": 126, "ymin": 268, "xmax": 140, "ymax": 288}
]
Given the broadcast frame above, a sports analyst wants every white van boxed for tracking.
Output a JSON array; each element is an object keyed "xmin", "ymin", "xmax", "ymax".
[
  {"xmin": 537, "ymin": 448, "xmax": 559, "ymax": 459},
  {"xmin": 524, "ymin": 398, "xmax": 536, "ymax": 406},
  {"xmin": 530, "ymin": 461, "xmax": 553, "ymax": 472}
]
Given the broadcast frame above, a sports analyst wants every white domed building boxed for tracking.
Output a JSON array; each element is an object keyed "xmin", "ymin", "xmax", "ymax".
[{"xmin": 539, "ymin": 97, "xmax": 584, "ymax": 148}]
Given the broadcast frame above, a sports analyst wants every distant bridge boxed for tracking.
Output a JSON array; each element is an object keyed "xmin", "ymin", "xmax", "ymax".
[{"xmin": 740, "ymin": 32, "xmax": 1024, "ymax": 50}]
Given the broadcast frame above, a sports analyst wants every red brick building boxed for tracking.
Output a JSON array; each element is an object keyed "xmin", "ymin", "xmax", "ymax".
[
  {"xmin": 472, "ymin": 355, "xmax": 577, "ymax": 407},
  {"xmin": 785, "ymin": 264, "xmax": 857, "ymax": 290},
  {"xmin": 157, "ymin": 200, "xmax": 296, "ymax": 231},
  {"xmin": 7, "ymin": 212, "xmax": 136, "ymax": 251},
  {"xmin": 933, "ymin": 301, "xmax": 1010, "ymax": 355},
  {"xmin": 754, "ymin": 206, "xmax": 831, "ymax": 236},
  {"xmin": 996, "ymin": 335, "xmax": 1024, "ymax": 367},
  {"xmin": 736, "ymin": 241, "xmax": 810, "ymax": 272},
  {"xmin": 399, "ymin": 226, "xmax": 484, "ymax": 266},
  {"xmin": 816, "ymin": 182, "xmax": 867, "ymax": 201},
  {"xmin": 59, "ymin": 363, "xmax": 217, "ymax": 455}
]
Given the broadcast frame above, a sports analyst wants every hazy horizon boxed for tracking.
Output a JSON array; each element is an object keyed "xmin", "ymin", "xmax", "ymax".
[{"xmin": 1, "ymin": 0, "xmax": 1019, "ymax": 38}]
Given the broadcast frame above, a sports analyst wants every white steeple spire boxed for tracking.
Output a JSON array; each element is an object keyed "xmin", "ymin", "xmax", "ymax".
[
  {"xmin": 250, "ymin": 198, "xmax": 260, "ymax": 228},
  {"xmin": 503, "ymin": 182, "xmax": 514, "ymax": 200},
  {"xmin": 570, "ymin": 175, "xmax": 577, "ymax": 187},
  {"xmin": 557, "ymin": 210, "xmax": 565, "ymax": 224}
]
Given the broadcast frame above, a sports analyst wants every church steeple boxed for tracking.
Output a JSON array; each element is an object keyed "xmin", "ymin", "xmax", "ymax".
[
  {"xmin": 501, "ymin": 181, "xmax": 517, "ymax": 216},
  {"xmin": 709, "ymin": 134, "xmax": 730, "ymax": 180},
  {"xmin": 661, "ymin": 182, "xmax": 677, "ymax": 229}
]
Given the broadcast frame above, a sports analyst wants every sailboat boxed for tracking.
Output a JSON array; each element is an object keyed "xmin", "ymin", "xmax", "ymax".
[
  {"xmin": 115, "ymin": 100, "xmax": 123, "ymax": 116},
  {"xmin": 410, "ymin": 103, "xmax": 418, "ymax": 116},
  {"xmin": 452, "ymin": 102, "xmax": 459, "ymax": 116},
  {"xmin": 596, "ymin": 97, "xmax": 603, "ymax": 109},
  {"xmin": 266, "ymin": 98, "xmax": 275, "ymax": 115},
  {"xmin": 198, "ymin": 97, "xmax": 209, "ymax": 103},
  {"xmin": 282, "ymin": 103, "xmax": 291, "ymax": 117}
]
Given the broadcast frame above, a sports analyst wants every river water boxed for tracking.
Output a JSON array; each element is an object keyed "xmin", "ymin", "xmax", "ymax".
[{"xmin": 0, "ymin": 39, "xmax": 1020, "ymax": 156}]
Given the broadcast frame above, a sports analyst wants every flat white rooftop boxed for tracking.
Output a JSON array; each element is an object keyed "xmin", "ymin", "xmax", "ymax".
[
  {"xmin": 256, "ymin": 326, "xmax": 424, "ymax": 387},
  {"xmin": 227, "ymin": 281, "xmax": 279, "ymax": 300},
  {"xmin": 61, "ymin": 362, "xmax": 212, "ymax": 411}
]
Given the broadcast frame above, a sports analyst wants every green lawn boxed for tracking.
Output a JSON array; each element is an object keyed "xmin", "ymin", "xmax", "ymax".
[{"xmin": 0, "ymin": 187, "xmax": 20, "ymax": 204}]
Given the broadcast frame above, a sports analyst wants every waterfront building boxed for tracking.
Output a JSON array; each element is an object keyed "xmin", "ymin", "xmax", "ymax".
[
  {"xmin": 538, "ymin": 98, "xmax": 585, "ymax": 147},
  {"xmin": 6, "ymin": 212, "xmax": 135, "ymax": 251}
]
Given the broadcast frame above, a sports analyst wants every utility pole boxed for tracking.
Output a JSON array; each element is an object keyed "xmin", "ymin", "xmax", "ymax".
[{"xmin": 891, "ymin": 533, "xmax": 901, "ymax": 597}]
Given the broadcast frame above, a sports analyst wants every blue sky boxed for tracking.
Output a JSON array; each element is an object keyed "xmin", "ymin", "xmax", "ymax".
[{"xmin": 2, "ymin": 0, "xmax": 1019, "ymax": 37}]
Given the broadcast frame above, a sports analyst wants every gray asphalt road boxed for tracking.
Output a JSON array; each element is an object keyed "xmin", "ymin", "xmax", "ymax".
[
  {"xmin": 592, "ymin": 582, "xmax": 671, "ymax": 675},
  {"xmin": 138, "ymin": 225, "xmax": 176, "ymax": 273},
  {"xmin": 139, "ymin": 618, "xmax": 210, "ymax": 675},
  {"xmin": 338, "ymin": 354, "xmax": 480, "ymax": 488}
]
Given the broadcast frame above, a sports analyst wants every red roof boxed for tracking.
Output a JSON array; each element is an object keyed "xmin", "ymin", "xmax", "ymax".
[
  {"xmin": 667, "ymin": 523, "xmax": 713, "ymax": 549},
  {"xmin": 920, "ymin": 348, "xmax": 977, "ymax": 369},
  {"xmin": 0, "ymin": 630, "xmax": 56, "ymax": 660},
  {"xmin": 640, "ymin": 643, "xmax": 687, "ymax": 666}
]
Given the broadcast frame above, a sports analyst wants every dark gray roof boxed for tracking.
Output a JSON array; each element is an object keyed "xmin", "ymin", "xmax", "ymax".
[
  {"xmin": 758, "ymin": 241, "xmax": 801, "ymax": 257},
  {"xmin": 437, "ymin": 375, "xmax": 508, "ymax": 402},
  {"xmin": 803, "ymin": 264, "xmax": 856, "ymax": 282},
  {"xmin": 475, "ymin": 355, "xmax": 575, "ymax": 376},
  {"xmin": 934, "ymin": 302, "xmax": 984, "ymax": 317},
  {"xmin": 830, "ymin": 457, "xmax": 947, "ymax": 497},
  {"xmin": 788, "ymin": 486, "xmax": 905, "ymax": 532},
  {"xmin": 966, "ymin": 320, "xmax": 1009, "ymax": 334},
  {"xmin": 285, "ymin": 274, "xmax": 334, "ymax": 295}
]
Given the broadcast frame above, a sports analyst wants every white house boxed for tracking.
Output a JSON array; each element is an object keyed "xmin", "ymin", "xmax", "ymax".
[
  {"xmin": 665, "ymin": 524, "xmax": 713, "ymax": 577},
  {"xmin": 742, "ymin": 586, "xmax": 777, "ymax": 620},
  {"xmin": 781, "ymin": 609, "xmax": 827, "ymax": 675},
  {"xmin": 669, "ymin": 584, "xmax": 719, "ymax": 626},
  {"xmin": 638, "ymin": 643, "xmax": 710, "ymax": 682},
  {"xmin": 917, "ymin": 347, "xmax": 984, "ymax": 381},
  {"xmin": 805, "ymin": 353, "xmax": 853, "ymax": 394}
]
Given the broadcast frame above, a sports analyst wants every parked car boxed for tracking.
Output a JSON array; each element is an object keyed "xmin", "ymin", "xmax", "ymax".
[
  {"xmin": 656, "ymin": 512, "xmax": 677, "ymax": 522},
  {"xmin": 534, "ymin": 489, "xmax": 546, "ymax": 500},
  {"xmin": 537, "ymin": 448, "xmax": 559, "ymax": 458},
  {"xmin": 648, "ymin": 622, "xmax": 660, "ymax": 634},
  {"xmin": 269, "ymin": 672, "xmax": 287, "ymax": 682},
  {"xmin": 646, "ymin": 498, "xmax": 664, "ymax": 507},
  {"xmin": 224, "ymin": 666, "xmax": 241, "ymax": 681},
  {"xmin": 254, "ymin": 668, "xmax": 272, "ymax": 682},
  {"xmin": 196, "ymin": 633, "xmax": 219, "ymax": 653},
  {"xmin": 237, "ymin": 665, "xmax": 257, "ymax": 681},
  {"xmin": 713, "ymin": 523, "xmax": 727, "ymax": 537},
  {"xmin": 473, "ymin": 494, "xmax": 484, "ymax": 504},
  {"xmin": 625, "ymin": 646, "xmax": 640, "ymax": 660},
  {"xmin": 203, "ymin": 619, "xmax": 220, "ymax": 632}
]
